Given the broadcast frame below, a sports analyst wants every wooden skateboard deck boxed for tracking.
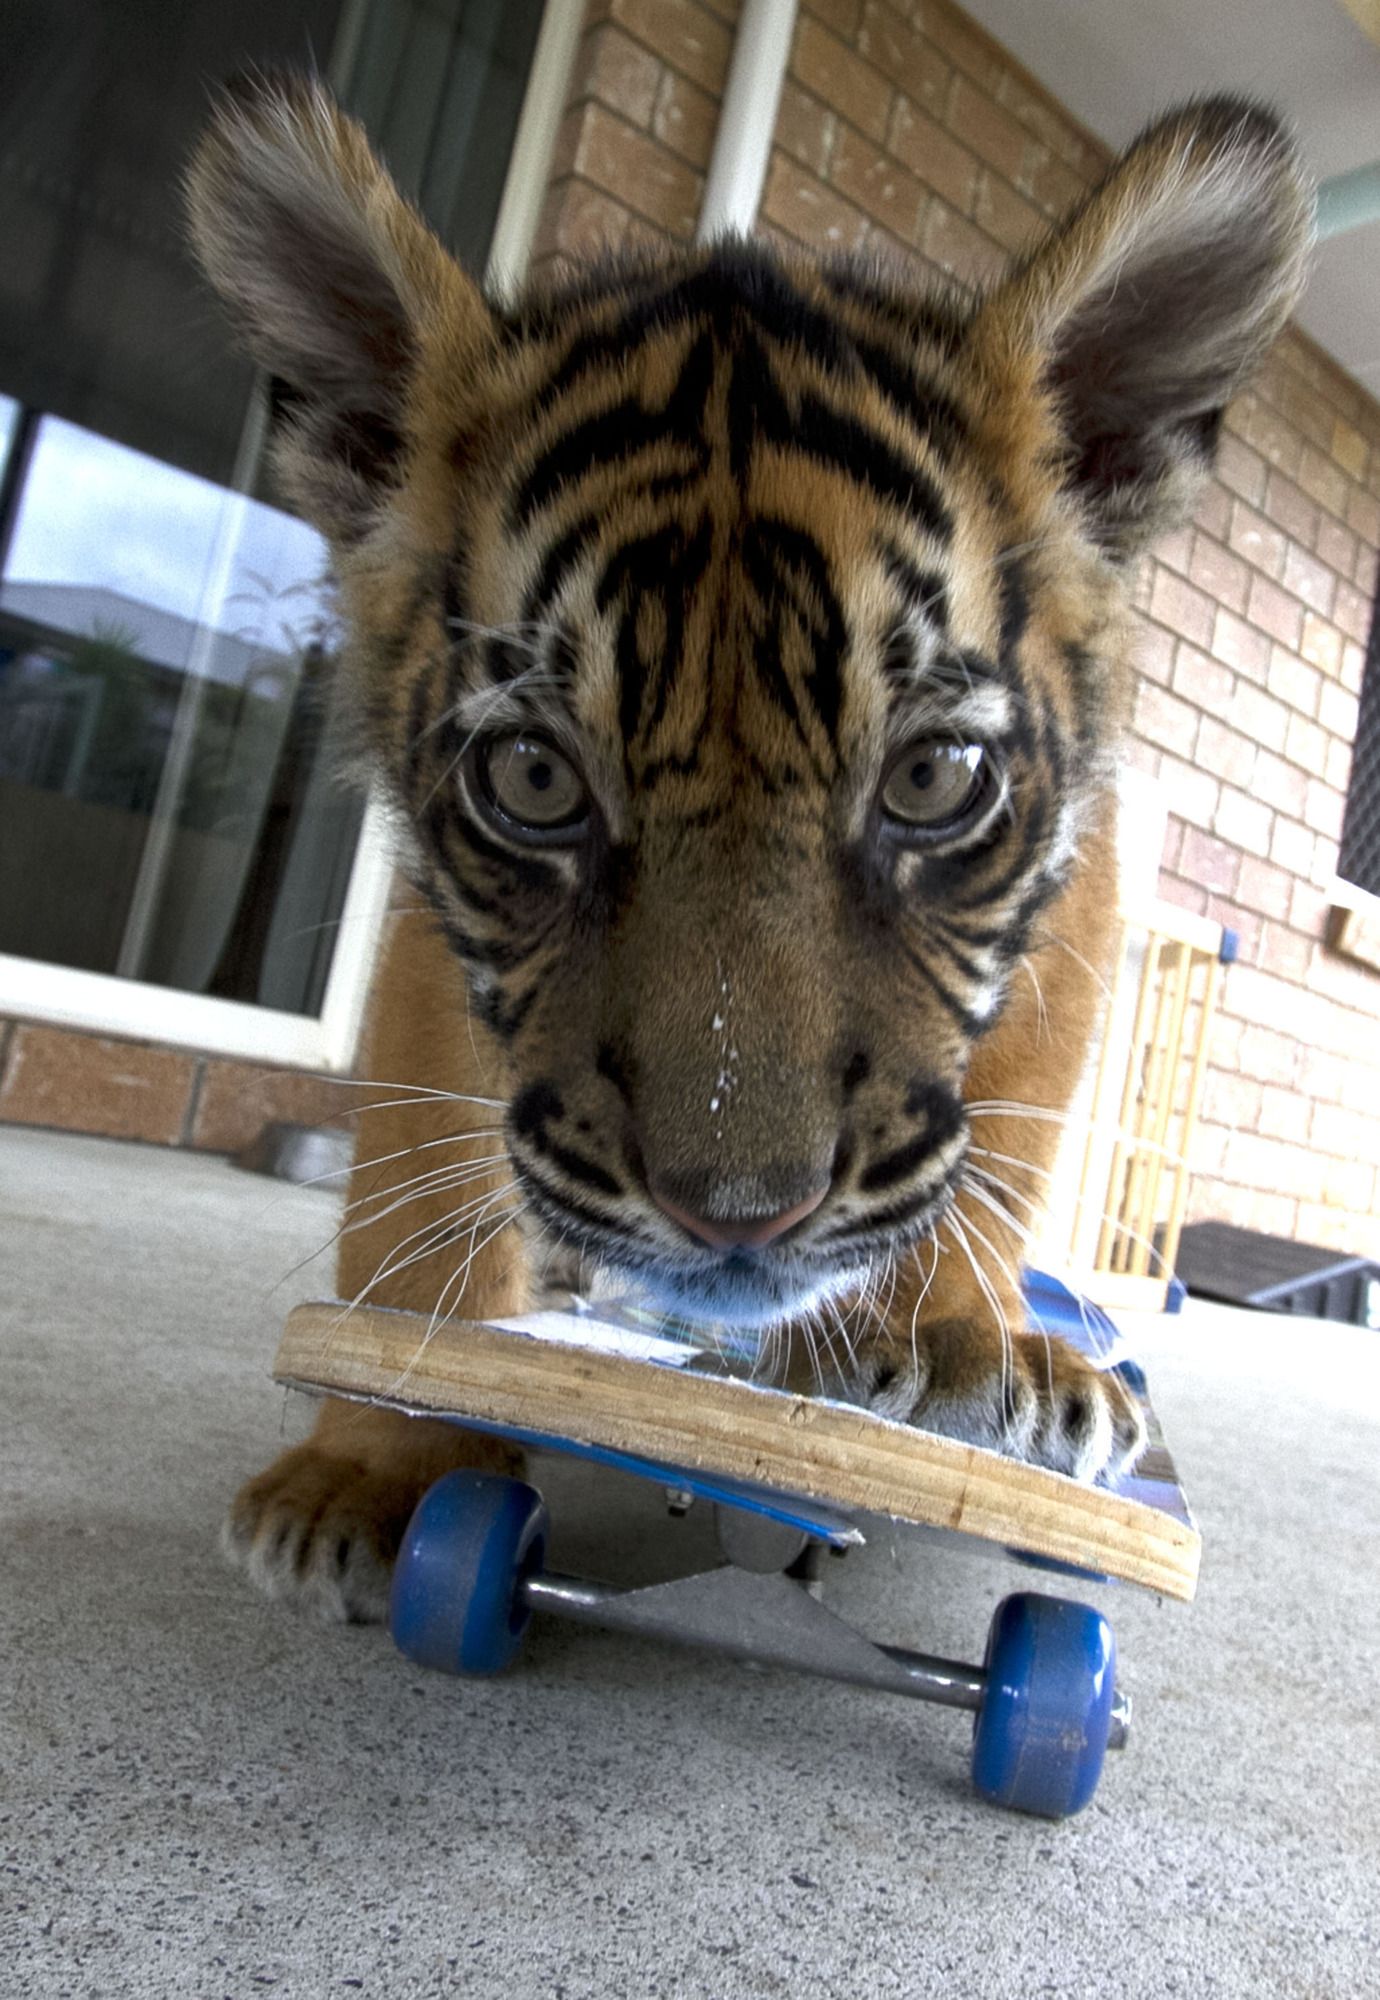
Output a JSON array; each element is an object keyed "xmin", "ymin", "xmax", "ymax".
[{"xmin": 274, "ymin": 1291, "xmax": 1199, "ymax": 1603}]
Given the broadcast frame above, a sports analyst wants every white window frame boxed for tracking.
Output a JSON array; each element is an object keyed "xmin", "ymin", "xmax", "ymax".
[{"xmin": 0, "ymin": 0, "xmax": 583, "ymax": 1074}]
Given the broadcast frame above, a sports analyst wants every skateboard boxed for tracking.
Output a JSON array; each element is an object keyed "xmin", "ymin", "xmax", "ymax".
[{"xmin": 273, "ymin": 1270, "xmax": 1197, "ymax": 1821}]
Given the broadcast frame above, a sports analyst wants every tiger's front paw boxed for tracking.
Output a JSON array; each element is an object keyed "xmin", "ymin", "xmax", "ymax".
[
  {"xmin": 222, "ymin": 1443, "xmax": 433, "ymax": 1624},
  {"xmin": 223, "ymin": 1424, "xmax": 522, "ymax": 1623},
  {"xmin": 843, "ymin": 1318, "xmax": 1146, "ymax": 1483}
]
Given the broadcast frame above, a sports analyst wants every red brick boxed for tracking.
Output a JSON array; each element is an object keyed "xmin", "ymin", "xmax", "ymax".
[
  {"xmin": 803, "ymin": 0, "xmax": 863, "ymax": 36},
  {"xmin": 1188, "ymin": 532, "xmax": 1249, "ymax": 613},
  {"xmin": 1202, "ymin": 1071, "xmax": 1263, "ymax": 1132},
  {"xmin": 887, "ymin": 97, "xmax": 978, "ymax": 210},
  {"xmin": 761, "ymin": 154, "xmax": 870, "ymax": 249},
  {"xmin": 1330, "ymin": 417, "xmax": 1369, "ymax": 482},
  {"xmin": 1134, "ymin": 681, "xmax": 1199, "ymax": 759},
  {"xmin": 1321, "ymin": 1151, "xmax": 1378, "ymax": 1214},
  {"xmin": 1326, "ymin": 737, "xmax": 1353, "ymax": 792},
  {"xmin": 653, "ymin": 71, "xmax": 719, "ymax": 167},
  {"xmin": 856, "ymin": 1, "xmax": 952, "ymax": 116},
  {"xmin": 1252, "ymin": 748, "xmax": 1308, "ymax": 823},
  {"xmin": 0, "ymin": 1026, "xmax": 196, "ymax": 1145},
  {"xmin": 1257, "ymin": 1084, "xmax": 1312, "ymax": 1144},
  {"xmin": 1213, "ymin": 785, "xmax": 1271, "ymax": 856},
  {"xmin": 920, "ymin": 197, "xmax": 1006, "ymax": 286},
  {"xmin": 1157, "ymin": 873, "xmax": 1209, "ymax": 918},
  {"xmin": 1155, "ymin": 525, "xmax": 1193, "ymax": 576},
  {"xmin": 914, "ymin": 0, "xmax": 1008, "ymax": 96},
  {"xmin": 1289, "ymin": 879, "xmax": 1331, "ymax": 939},
  {"xmin": 1256, "ymin": 920, "xmax": 1311, "ymax": 984},
  {"xmin": 1346, "ymin": 483, "xmax": 1380, "ymax": 544},
  {"xmin": 1263, "ymin": 645, "xmax": 1321, "ymax": 718},
  {"xmin": 1133, "ymin": 620, "xmax": 1175, "ymax": 686},
  {"xmin": 190, "ymin": 1062, "xmax": 356, "ymax": 1153},
  {"xmin": 1170, "ymin": 642, "xmax": 1234, "ymax": 710},
  {"xmin": 792, "ymin": 16, "xmax": 891, "ymax": 141},
  {"xmin": 1285, "ymin": 712, "xmax": 1330, "ymax": 778},
  {"xmin": 1315, "ymin": 513, "xmax": 1358, "ymax": 585},
  {"xmin": 1149, "ymin": 567, "xmax": 1215, "ymax": 649},
  {"xmin": 1297, "ymin": 1043, "xmax": 1348, "ymax": 1102},
  {"xmin": 775, "ymin": 80, "xmax": 837, "ymax": 177},
  {"xmin": 572, "ymin": 24, "xmax": 662, "ymax": 127},
  {"xmin": 1281, "ymin": 544, "xmax": 1337, "ymax": 620},
  {"xmin": 1269, "ymin": 814, "xmax": 1314, "ymax": 877},
  {"xmin": 1211, "ymin": 608, "xmax": 1271, "ymax": 681},
  {"xmin": 1227, "ymin": 500, "xmax": 1287, "ymax": 580},
  {"xmin": 1025, "ymin": 144, "xmax": 1087, "ymax": 219},
  {"xmin": 611, "ymin": 0, "xmax": 733, "ymax": 93},
  {"xmin": 1237, "ymin": 394, "xmax": 1303, "ymax": 479},
  {"xmin": 1194, "ymin": 479, "xmax": 1233, "ymax": 543},
  {"xmin": 531, "ymin": 176, "xmax": 631, "ymax": 266},
  {"xmin": 1231, "ymin": 679, "xmax": 1290, "ymax": 751},
  {"xmin": 1297, "ymin": 614, "xmax": 1344, "ymax": 679},
  {"xmin": 1156, "ymin": 755, "xmax": 1220, "ymax": 828},
  {"xmin": 1195, "ymin": 716, "xmax": 1256, "ymax": 790},
  {"xmin": 1262, "ymin": 468, "xmax": 1319, "ymax": 547},
  {"xmin": 1269, "ymin": 370, "xmax": 1339, "ymax": 454},
  {"xmin": 1245, "ymin": 573, "xmax": 1303, "ymax": 651},
  {"xmin": 1236, "ymin": 1024, "xmax": 1300, "ymax": 1088},
  {"xmin": 1318, "ymin": 680, "xmax": 1360, "ymax": 742},
  {"xmin": 1179, "ymin": 826, "xmax": 1241, "ymax": 896},
  {"xmin": 1297, "ymin": 443, "xmax": 1352, "ymax": 521},
  {"xmin": 574, "ymin": 104, "xmax": 703, "ymax": 235},
  {"xmin": 971, "ymin": 169, "xmax": 1043, "ymax": 251},
  {"xmin": 1303, "ymin": 778, "xmax": 1345, "ymax": 841},
  {"xmin": 996, "ymin": 70, "xmax": 1103, "ymax": 179},
  {"xmin": 1216, "ymin": 434, "xmax": 1267, "ymax": 507},
  {"xmin": 1332, "ymin": 578, "xmax": 1372, "ymax": 646},
  {"xmin": 830, "ymin": 124, "xmax": 928, "ymax": 242},
  {"xmin": 946, "ymin": 75, "xmax": 1028, "ymax": 182},
  {"xmin": 1235, "ymin": 855, "xmax": 1294, "ymax": 921}
]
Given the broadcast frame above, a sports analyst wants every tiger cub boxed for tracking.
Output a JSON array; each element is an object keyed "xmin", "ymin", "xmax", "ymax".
[{"xmin": 188, "ymin": 78, "xmax": 1310, "ymax": 1620}]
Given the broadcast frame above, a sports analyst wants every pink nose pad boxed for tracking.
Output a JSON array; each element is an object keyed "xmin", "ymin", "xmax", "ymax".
[{"xmin": 649, "ymin": 1181, "xmax": 829, "ymax": 1251}]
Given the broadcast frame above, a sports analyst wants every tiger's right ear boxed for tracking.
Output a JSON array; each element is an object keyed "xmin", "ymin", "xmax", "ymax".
[{"xmin": 186, "ymin": 72, "xmax": 496, "ymax": 539}]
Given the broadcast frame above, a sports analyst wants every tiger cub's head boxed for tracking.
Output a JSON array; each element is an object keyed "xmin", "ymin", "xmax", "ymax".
[{"xmin": 188, "ymin": 80, "xmax": 1309, "ymax": 1324}]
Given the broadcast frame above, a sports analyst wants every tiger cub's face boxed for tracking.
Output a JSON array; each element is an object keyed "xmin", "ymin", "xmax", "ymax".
[{"xmin": 188, "ymin": 83, "xmax": 1310, "ymax": 1324}]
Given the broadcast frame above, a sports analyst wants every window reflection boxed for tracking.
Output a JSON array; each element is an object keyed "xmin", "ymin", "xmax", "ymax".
[{"xmin": 0, "ymin": 413, "xmax": 360, "ymax": 1012}]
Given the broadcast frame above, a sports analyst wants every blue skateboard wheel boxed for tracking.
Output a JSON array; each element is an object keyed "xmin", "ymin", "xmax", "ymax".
[
  {"xmin": 971, "ymin": 1592, "xmax": 1117, "ymax": 1819},
  {"xmin": 390, "ymin": 1472, "xmax": 548, "ymax": 1676}
]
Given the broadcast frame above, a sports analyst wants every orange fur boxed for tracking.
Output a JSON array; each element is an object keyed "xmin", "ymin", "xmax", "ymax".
[{"xmin": 188, "ymin": 80, "xmax": 1311, "ymax": 1618}]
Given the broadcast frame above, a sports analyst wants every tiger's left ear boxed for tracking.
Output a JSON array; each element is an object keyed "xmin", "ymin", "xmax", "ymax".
[
  {"xmin": 970, "ymin": 98, "xmax": 1314, "ymax": 560},
  {"xmin": 186, "ymin": 71, "xmax": 497, "ymax": 541}
]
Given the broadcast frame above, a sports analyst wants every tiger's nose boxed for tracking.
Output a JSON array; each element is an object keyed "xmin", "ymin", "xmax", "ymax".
[{"xmin": 648, "ymin": 1179, "xmax": 829, "ymax": 1251}]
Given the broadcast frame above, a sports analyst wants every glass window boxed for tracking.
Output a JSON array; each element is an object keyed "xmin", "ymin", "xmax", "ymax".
[{"xmin": 0, "ymin": 0, "xmax": 547, "ymax": 1021}]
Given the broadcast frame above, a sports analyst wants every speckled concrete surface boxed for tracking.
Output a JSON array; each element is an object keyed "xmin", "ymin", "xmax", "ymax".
[{"xmin": 4, "ymin": 1125, "xmax": 1378, "ymax": 1999}]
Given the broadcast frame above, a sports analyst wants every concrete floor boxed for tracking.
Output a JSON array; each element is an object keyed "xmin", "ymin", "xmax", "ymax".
[{"xmin": 3, "ymin": 1124, "xmax": 1378, "ymax": 1999}]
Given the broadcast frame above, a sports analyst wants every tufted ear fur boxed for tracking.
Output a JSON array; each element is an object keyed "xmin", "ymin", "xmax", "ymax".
[
  {"xmin": 186, "ymin": 72, "xmax": 496, "ymax": 540},
  {"xmin": 971, "ymin": 98, "xmax": 1314, "ymax": 561}
]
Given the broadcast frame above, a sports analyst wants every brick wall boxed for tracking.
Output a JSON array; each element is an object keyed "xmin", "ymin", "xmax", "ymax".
[
  {"xmin": 5, "ymin": 0, "xmax": 1379, "ymax": 1258},
  {"xmin": 529, "ymin": 0, "xmax": 740, "ymax": 272}
]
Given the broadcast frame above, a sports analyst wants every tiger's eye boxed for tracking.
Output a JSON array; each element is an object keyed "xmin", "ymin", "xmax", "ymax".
[
  {"xmin": 479, "ymin": 733, "xmax": 588, "ymax": 833},
  {"xmin": 881, "ymin": 740, "xmax": 988, "ymax": 830}
]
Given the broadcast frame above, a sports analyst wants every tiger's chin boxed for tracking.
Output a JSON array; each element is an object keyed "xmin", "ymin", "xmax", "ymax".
[{"xmin": 597, "ymin": 1246, "xmax": 870, "ymax": 1332}]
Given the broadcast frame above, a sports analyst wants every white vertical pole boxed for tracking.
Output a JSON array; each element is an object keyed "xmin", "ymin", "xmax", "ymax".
[{"xmin": 696, "ymin": 0, "xmax": 799, "ymax": 242}]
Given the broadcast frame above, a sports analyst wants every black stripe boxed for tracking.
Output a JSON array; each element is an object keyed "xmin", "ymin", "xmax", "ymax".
[
  {"xmin": 525, "ymin": 514, "xmax": 599, "ymax": 617},
  {"xmin": 900, "ymin": 938, "xmax": 990, "ymax": 1038},
  {"xmin": 786, "ymin": 391, "xmax": 953, "ymax": 543},
  {"xmin": 882, "ymin": 542, "xmax": 949, "ymax": 635}
]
